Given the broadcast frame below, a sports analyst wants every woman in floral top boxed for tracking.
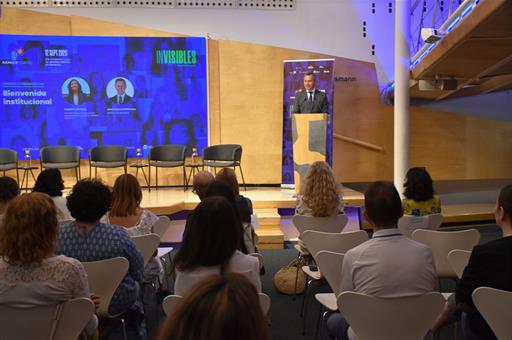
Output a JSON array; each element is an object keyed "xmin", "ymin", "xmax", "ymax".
[{"xmin": 402, "ymin": 167, "xmax": 441, "ymax": 216}]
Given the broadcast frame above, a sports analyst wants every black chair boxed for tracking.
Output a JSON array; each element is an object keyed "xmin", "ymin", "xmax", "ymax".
[
  {"xmin": 40, "ymin": 146, "xmax": 81, "ymax": 182},
  {"xmin": 89, "ymin": 145, "xmax": 127, "ymax": 178},
  {"xmin": 0, "ymin": 148, "xmax": 19, "ymax": 183},
  {"xmin": 149, "ymin": 144, "xmax": 186, "ymax": 190},
  {"xmin": 203, "ymin": 144, "xmax": 246, "ymax": 188}
]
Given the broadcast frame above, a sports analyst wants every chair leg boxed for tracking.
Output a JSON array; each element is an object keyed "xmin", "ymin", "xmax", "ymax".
[
  {"xmin": 148, "ymin": 165, "xmax": 152, "ymax": 191},
  {"xmin": 95, "ymin": 167, "xmax": 98, "ymax": 179},
  {"xmin": 16, "ymin": 167, "xmax": 19, "ymax": 184},
  {"xmin": 120, "ymin": 318, "xmax": 127, "ymax": 340},
  {"xmin": 302, "ymin": 278, "xmax": 313, "ymax": 335},
  {"xmin": 75, "ymin": 167, "xmax": 79, "ymax": 183},
  {"xmin": 182, "ymin": 166, "xmax": 186, "ymax": 191},
  {"xmin": 156, "ymin": 167, "xmax": 158, "ymax": 190},
  {"xmin": 238, "ymin": 164, "xmax": 247, "ymax": 191}
]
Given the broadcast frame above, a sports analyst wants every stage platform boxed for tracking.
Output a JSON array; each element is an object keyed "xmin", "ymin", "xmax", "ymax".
[
  {"xmin": 140, "ymin": 185, "xmax": 497, "ymax": 248},
  {"xmin": 140, "ymin": 186, "xmax": 365, "ymax": 215}
]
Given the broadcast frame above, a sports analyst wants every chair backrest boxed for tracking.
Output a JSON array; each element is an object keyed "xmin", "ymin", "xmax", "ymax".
[
  {"xmin": 447, "ymin": 249, "xmax": 472, "ymax": 279},
  {"xmin": 302, "ymin": 230, "xmax": 368, "ymax": 261},
  {"xmin": 203, "ymin": 144, "xmax": 242, "ymax": 162},
  {"xmin": 89, "ymin": 145, "xmax": 127, "ymax": 162},
  {"xmin": 412, "ymin": 229, "xmax": 480, "ymax": 278},
  {"xmin": 131, "ymin": 233, "xmax": 161, "ymax": 266},
  {"xmin": 149, "ymin": 144, "xmax": 186, "ymax": 162},
  {"xmin": 153, "ymin": 216, "xmax": 171, "ymax": 238},
  {"xmin": 82, "ymin": 257, "xmax": 129, "ymax": 317},
  {"xmin": 40, "ymin": 146, "xmax": 80, "ymax": 164},
  {"xmin": 398, "ymin": 213, "xmax": 443, "ymax": 238},
  {"xmin": 258, "ymin": 293, "xmax": 271, "ymax": 315},
  {"xmin": 0, "ymin": 148, "xmax": 18, "ymax": 164},
  {"xmin": 162, "ymin": 294, "xmax": 183, "ymax": 316},
  {"xmin": 315, "ymin": 251, "xmax": 344, "ymax": 295},
  {"xmin": 292, "ymin": 214, "xmax": 349, "ymax": 235},
  {"xmin": 0, "ymin": 297, "xmax": 95, "ymax": 340},
  {"xmin": 337, "ymin": 291, "xmax": 445, "ymax": 340},
  {"xmin": 162, "ymin": 292, "xmax": 272, "ymax": 317},
  {"xmin": 473, "ymin": 287, "xmax": 512, "ymax": 340}
]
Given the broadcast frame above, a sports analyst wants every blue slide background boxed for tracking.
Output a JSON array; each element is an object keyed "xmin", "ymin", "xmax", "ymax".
[{"xmin": 0, "ymin": 35, "xmax": 208, "ymax": 159}]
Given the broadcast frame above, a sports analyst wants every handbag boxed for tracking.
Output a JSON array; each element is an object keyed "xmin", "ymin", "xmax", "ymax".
[{"xmin": 273, "ymin": 257, "xmax": 307, "ymax": 295}]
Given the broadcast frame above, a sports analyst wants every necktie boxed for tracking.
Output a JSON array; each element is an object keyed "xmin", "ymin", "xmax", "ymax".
[{"xmin": 308, "ymin": 91, "xmax": 313, "ymax": 102}]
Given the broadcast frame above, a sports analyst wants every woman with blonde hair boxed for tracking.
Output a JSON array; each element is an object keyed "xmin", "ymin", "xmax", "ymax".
[
  {"xmin": 296, "ymin": 161, "xmax": 344, "ymax": 217},
  {"xmin": 0, "ymin": 192, "xmax": 98, "ymax": 335},
  {"xmin": 159, "ymin": 273, "xmax": 268, "ymax": 340},
  {"xmin": 103, "ymin": 173, "xmax": 158, "ymax": 236}
]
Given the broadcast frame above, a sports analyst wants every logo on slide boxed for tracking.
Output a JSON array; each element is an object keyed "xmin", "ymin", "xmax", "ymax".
[{"xmin": 155, "ymin": 49, "xmax": 197, "ymax": 65}]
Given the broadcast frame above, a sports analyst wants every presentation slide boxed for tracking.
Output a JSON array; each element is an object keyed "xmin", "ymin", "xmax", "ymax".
[{"xmin": 0, "ymin": 35, "xmax": 208, "ymax": 159}]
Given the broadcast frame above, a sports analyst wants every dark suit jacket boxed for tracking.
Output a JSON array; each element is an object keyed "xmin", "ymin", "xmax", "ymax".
[
  {"xmin": 291, "ymin": 89, "xmax": 329, "ymax": 114},
  {"xmin": 109, "ymin": 94, "xmax": 132, "ymax": 104},
  {"xmin": 456, "ymin": 236, "xmax": 512, "ymax": 339},
  {"xmin": 65, "ymin": 93, "xmax": 87, "ymax": 105}
]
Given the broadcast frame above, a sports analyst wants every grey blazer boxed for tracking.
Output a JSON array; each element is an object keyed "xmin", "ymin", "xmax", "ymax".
[{"xmin": 291, "ymin": 89, "xmax": 329, "ymax": 114}]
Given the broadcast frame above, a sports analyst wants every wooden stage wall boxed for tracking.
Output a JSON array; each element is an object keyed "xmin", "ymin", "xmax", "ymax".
[{"xmin": 2, "ymin": 8, "xmax": 512, "ymax": 188}]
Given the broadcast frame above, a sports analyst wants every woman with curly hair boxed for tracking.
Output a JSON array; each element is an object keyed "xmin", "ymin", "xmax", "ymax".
[
  {"xmin": 402, "ymin": 167, "xmax": 441, "ymax": 216},
  {"xmin": 296, "ymin": 161, "xmax": 344, "ymax": 217},
  {"xmin": 0, "ymin": 192, "xmax": 98, "ymax": 335}
]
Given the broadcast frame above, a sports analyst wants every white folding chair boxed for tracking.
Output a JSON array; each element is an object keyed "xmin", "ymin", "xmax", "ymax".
[
  {"xmin": 258, "ymin": 293, "xmax": 271, "ymax": 315},
  {"xmin": 412, "ymin": 229, "xmax": 480, "ymax": 279},
  {"xmin": 398, "ymin": 213, "xmax": 443, "ymax": 238},
  {"xmin": 338, "ymin": 291, "xmax": 445, "ymax": 340},
  {"xmin": 152, "ymin": 216, "xmax": 171, "ymax": 238},
  {"xmin": 447, "ymin": 249, "xmax": 471, "ymax": 279},
  {"xmin": 162, "ymin": 294, "xmax": 183, "ymax": 316},
  {"xmin": 131, "ymin": 233, "xmax": 161, "ymax": 266},
  {"xmin": 314, "ymin": 251, "xmax": 344, "ymax": 339},
  {"xmin": 291, "ymin": 214, "xmax": 349, "ymax": 307},
  {"xmin": 162, "ymin": 292, "xmax": 271, "ymax": 316},
  {"xmin": 299, "ymin": 230, "xmax": 367, "ymax": 334},
  {"xmin": 473, "ymin": 287, "xmax": 512, "ymax": 340},
  {"xmin": 82, "ymin": 257, "xmax": 129, "ymax": 339},
  {"xmin": 0, "ymin": 297, "xmax": 95, "ymax": 340}
]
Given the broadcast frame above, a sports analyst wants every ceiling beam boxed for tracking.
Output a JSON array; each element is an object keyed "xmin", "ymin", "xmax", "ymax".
[{"xmin": 435, "ymin": 53, "xmax": 512, "ymax": 100}]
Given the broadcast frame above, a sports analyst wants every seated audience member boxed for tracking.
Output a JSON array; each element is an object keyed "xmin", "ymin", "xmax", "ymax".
[
  {"xmin": 172, "ymin": 196, "xmax": 261, "ymax": 296},
  {"xmin": 56, "ymin": 179, "xmax": 145, "ymax": 337},
  {"xmin": 192, "ymin": 171, "xmax": 215, "ymax": 201},
  {"xmin": 0, "ymin": 176, "xmax": 19, "ymax": 225},
  {"xmin": 216, "ymin": 168, "xmax": 252, "ymax": 224},
  {"xmin": 102, "ymin": 173, "xmax": 161, "ymax": 284},
  {"xmin": 205, "ymin": 180, "xmax": 251, "ymax": 254},
  {"xmin": 295, "ymin": 161, "xmax": 344, "ymax": 217},
  {"xmin": 432, "ymin": 184, "xmax": 512, "ymax": 339},
  {"xmin": 216, "ymin": 169, "xmax": 258, "ymax": 253},
  {"xmin": 0, "ymin": 193, "xmax": 98, "ymax": 336},
  {"xmin": 327, "ymin": 181, "xmax": 438, "ymax": 340},
  {"xmin": 33, "ymin": 168, "xmax": 73, "ymax": 222},
  {"xmin": 103, "ymin": 173, "xmax": 158, "ymax": 236},
  {"xmin": 158, "ymin": 273, "xmax": 268, "ymax": 340},
  {"xmin": 402, "ymin": 167, "xmax": 441, "ymax": 216}
]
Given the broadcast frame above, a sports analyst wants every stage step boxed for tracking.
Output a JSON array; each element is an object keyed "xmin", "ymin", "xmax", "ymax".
[{"xmin": 254, "ymin": 209, "xmax": 284, "ymax": 249}]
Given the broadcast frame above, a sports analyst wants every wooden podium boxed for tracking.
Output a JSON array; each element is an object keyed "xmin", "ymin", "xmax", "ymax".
[{"xmin": 291, "ymin": 113, "xmax": 328, "ymax": 193}]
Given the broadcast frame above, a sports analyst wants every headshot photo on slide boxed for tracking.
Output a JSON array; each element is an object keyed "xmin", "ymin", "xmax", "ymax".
[
  {"xmin": 107, "ymin": 77, "xmax": 135, "ymax": 105},
  {"xmin": 62, "ymin": 77, "xmax": 90, "ymax": 105}
]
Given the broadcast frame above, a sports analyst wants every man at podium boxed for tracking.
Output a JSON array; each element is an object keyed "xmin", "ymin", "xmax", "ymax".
[{"xmin": 291, "ymin": 72, "xmax": 329, "ymax": 114}]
